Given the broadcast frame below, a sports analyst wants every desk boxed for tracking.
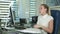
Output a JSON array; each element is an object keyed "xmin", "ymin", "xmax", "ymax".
[
  {"xmin": 16, "ymin": 28, "xmax": 41, "ymax": 34},
  {"xmin": 2, "ymin": 27, "xmax": 18, "ymax": 34},
  {"xmin": 2, "ymin": 27, "xmax": 41, "ymax": 34}
]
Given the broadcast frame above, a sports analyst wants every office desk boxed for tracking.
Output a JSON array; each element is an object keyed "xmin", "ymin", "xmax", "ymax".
[
  {"xmin": 16, "ymin": 28, "xmax": 41, "ymax": 34},
  {"xmin": 2, "ymin": 27, "xmax": 18, "ymax": 34},
  {"xmin": 2, "ymin": 27, "xmax": 41, "ymax": 34}
]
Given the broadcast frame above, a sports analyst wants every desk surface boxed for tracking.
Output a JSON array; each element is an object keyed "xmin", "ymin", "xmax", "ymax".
[
  {"xmin": 2, "ymin": 27, "xmax": 41, "ymax": 34},
  {"xmin": 17, "ymin": 28, "xmax": 41, "ymax": 33}
]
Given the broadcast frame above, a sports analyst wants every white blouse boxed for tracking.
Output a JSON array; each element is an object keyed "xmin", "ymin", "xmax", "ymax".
[{"xmin": 37, "ymin": 14, "xmax": 54, "ymax": 34}]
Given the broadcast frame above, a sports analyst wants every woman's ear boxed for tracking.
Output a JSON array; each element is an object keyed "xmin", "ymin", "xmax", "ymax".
[{"xmin": 45, "ymin": 9, "xmax": 47, "ymax": 12}]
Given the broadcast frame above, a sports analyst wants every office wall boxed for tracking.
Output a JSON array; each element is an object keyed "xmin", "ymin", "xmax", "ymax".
[
  {"xmin": 17, "ymin": 0, "xmax": 60, "ymax": 22},
  {"xmin": 18, "ymin": 0, "xmax": 43, "ymax": 18},
  {"xmin": 18, "ymin": 0, "xmax": 29, "ymax": 18},
  {"xmin": 18, "ymin": 0, "xmax": 42, "ymax": 22}
]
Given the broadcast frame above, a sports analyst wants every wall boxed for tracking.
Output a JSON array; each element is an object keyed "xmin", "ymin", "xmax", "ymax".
[{"xmin": 18, "ymin": 0, "xmax": 29, "ymax": 18}]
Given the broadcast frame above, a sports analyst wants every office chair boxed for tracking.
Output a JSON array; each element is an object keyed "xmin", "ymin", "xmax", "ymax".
[
  {"xmin": 50, "ymin": 10, "xmax": 60, "ymax": 34},
  {"xmin": 31, "ymin": 16, "xmax": 38, "ymax": 27}
]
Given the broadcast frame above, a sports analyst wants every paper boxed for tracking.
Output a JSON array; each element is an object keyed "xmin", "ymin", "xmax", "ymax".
[{"xmin": 17, "ymin": 28, "xmax": 41, "ymax": 33}]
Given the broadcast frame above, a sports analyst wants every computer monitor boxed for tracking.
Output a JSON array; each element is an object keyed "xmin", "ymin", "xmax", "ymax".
[
  {"xmin": 20, "ymin": 18, "xmax": 27, "ymax": 26},
  {"xmin": 8, "ymin": 7, "xmax": 15, "ymax": 26}
]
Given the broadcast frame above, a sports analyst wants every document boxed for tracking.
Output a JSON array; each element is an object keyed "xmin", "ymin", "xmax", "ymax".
[{"xmin": 17, "ymin": 28, "xmax": 41, "ymax": 33}]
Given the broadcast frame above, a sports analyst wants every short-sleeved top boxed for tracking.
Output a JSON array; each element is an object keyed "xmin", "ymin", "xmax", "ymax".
[{"xmin": 37, "ymin": 14, "xmax": 54, "ymax": 34}]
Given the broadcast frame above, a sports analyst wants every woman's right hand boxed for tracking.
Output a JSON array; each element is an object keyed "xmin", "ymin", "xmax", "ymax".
[
  {"xmin": 34, "ymin": 24, "xmax": 43, "ymax": 29},
  {"xmin": 34, "ymin": 24, "xmax": 40, "ymax": 28}
]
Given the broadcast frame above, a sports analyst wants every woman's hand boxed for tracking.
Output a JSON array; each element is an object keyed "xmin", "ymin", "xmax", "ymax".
[{"xmin": 34, "ymin": 24, "xmax": 42, "ymax": 29}]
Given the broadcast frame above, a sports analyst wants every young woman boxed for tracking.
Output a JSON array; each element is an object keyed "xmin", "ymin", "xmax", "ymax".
[{"xmin": 34, "ymin": 4, "xmax": 54, "ymax": 34}]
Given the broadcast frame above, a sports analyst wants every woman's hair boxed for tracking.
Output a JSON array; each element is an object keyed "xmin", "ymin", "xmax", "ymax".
[{"xmin": 41, "ymin": 4, "xmax": 49, "ymax": 13}]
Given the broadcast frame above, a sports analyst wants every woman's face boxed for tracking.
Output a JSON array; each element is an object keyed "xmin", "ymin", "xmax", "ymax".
[{"xmin": 39, "ymin": 5, "xmax": 47, "ymax": 15}]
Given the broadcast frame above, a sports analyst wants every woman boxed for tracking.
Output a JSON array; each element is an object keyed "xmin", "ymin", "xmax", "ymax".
[{"xmin": 34, "ymin": 4, "xmax": 54, "ymax": 34}]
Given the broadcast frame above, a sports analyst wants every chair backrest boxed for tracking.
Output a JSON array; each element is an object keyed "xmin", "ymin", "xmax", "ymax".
[
  {"xmin": 51, "ymin": 10, "xmax": 60, "ymax": 34},
  {"xmin": 31, "ymin": 16, "xmax": 38, "ymax": 26}
]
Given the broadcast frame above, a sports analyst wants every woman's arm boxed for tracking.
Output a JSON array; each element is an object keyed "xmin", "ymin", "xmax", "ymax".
[
  {"xmin": 41, "ymin": 19, "xmax": 54, "ymax": 33},
  {"xmin": 34, "ymin": 19, "xmax": 54, "ymax": 33}
]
